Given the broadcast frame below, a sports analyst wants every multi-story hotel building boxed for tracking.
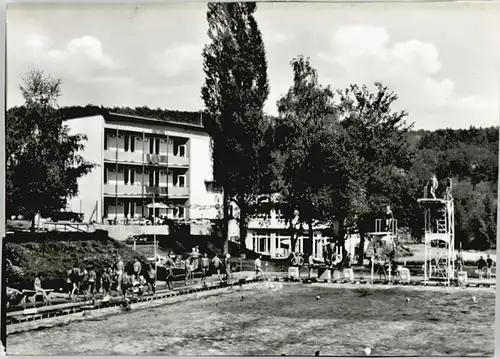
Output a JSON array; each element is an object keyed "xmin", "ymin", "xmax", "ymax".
[{"xmin": 64, "ymin": 111, "xmax": 223, "ymax": 226}]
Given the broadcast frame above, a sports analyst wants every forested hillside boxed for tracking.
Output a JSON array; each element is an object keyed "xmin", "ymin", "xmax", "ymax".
[{"xmin": 407, "ymin": 127, "xmax": 498, "ymax": 250}]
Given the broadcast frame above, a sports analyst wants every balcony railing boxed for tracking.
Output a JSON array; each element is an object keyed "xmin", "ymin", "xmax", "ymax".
[
  {"xmin": 146, "ymin": 154, "xmax": 168, "ymax": 164},
  {"xmin": 169, "ymin": 155, "xmax": 189, "ymax": 167},
  {"xmin": 104, "ymin": 150, "xmax": 144, "ymax": 163},
  {"xmin": 104, "ymin": 184, "xmax": 143, "ymax": 195},
  {"xmin": 103, "ymin": 150, "xmax": 189, "ymax": 167},
  {"xmin": 168, "ymin": 186, "xmax": 189, "ymax": 198}
]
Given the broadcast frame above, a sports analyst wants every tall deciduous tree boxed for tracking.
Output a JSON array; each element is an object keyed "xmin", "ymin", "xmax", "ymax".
[
  {"xmin": 273, "ymin": 56, "xmax": 337, "ymax": 254},
  {"xmin": 201, "ymin": 2, "xmax": 270, "ymax": 253},
  {"xmin": 6, "ymin": 69, "xmax": 94, "ymax": 228},
  {"xmin": 336, "ymin": 83, "xmax": 414, "ymax": 263}
]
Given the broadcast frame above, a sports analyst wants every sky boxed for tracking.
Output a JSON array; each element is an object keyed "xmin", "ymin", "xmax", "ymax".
[{"xmin": 6, "ymin": 2, "xmax": 500, "ymax": 130}]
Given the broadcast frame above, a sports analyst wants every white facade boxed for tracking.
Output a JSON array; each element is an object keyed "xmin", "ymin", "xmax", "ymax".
[
  {"xmin": 64, "ymin": 112, "xmax": 222, "ymax": 224},
  {"xmin": 66, "ymin": 115, "xmax": 105, "ymax": 222}
]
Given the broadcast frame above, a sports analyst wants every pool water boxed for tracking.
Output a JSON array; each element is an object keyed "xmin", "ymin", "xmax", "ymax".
[{"xmin": 7, "ymin": 283, "xmax": 496, "ymax": 356}]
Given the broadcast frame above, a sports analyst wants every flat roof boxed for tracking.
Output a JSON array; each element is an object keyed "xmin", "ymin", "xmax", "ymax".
[{"xmin": 105, "ymin": 112, "xmax": 206, "ymax": 132}]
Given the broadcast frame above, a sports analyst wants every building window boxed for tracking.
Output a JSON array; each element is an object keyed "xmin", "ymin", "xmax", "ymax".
[
  {"xmin": 149, "ymin": 170, "xmax": 154, "ymax": 187},
  {"xmin": 124, "ymin": 168, "xmax": 129, "ymax": 184},
  {"xmin": 178, "ymin": 175, "xmax": 185, "ymax": 188},
  {"xmin": 253, "ymin": 233, "xmax": 270, "ymax": 253},
  {"xmin": 130, "ymin": 169, "xmax": 135, "ymax": 184},
  {"xmin": 174, "ymin": 143, "xmax": 186, "ymax": 157},
  {"xmin": 130, "ymin": 136, "xmax": 135, "ymax": 152},
  {"xmin": 149, "ymin": 138, "xmax": 154, "ymax": 154},
  {"xmin": 104, "ymin": 168, "xmax": 108, "ymax": 184},
  {"xmin": 124, "ymin": 135, "xmax": 129, "ymax": 152},
  {"xmin": 155, "ymin": 139, "xmax": 160, "ymax": 155},
  {"xmin": 104, "ymin": 134, "xmax": 108, "ymax": 150}
]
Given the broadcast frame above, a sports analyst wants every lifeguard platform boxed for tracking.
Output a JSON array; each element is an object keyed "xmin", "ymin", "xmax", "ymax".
[
  {"xmin": 417, "ymin": 178, "xmax": 455, "ymax": 286},
  {"xmin": 367, "ymin": 218, "xmax": 398, "ymax": 282}
]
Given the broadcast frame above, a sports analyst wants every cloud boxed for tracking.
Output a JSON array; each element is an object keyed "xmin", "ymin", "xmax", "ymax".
[
  {"xmin": 317, "ymin": 25, "xmax": 456, "ymax": 111},
  {"xmin": 66, "ymin": 36, "xmax": 114, "ymax": 67},
  {"xmin": 24, "ymin": 34, "xmax": 49, "ymax": 50},
  {"xmin": 24, "ymin": 34, "xmax": 117, "ymax": 74},
  {"xmin": 153, "ymin": 43, "xmax": 204, "ymax": 78}
]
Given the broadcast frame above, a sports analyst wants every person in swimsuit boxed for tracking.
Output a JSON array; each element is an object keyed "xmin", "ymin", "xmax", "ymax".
[
  {"xmin": 101, "ymin": 268, "xmax": 111, "ymax": 296},
  {"xmin": 116, "ymin": 257, "xmax": 125, "ymax": 292},
  {"xmin": 224, "ymin": 254, "xmax": 232, "ymax": 283},
  {"xmin": 164, "ymin": 258, "xmax": 174, "ymax": 291},
  {"xmin": 308, "ymin": 254, "xmax": 315, "ymax": 278},
  {"xmin": 212, "ymin": 255, "xmax": 222, "ymax": 282},
  {"xmin": 477, "ymin": 256, "xmax": 487, "ymax": 279},
  {"xmin": 201, "ymin": 253, "xmax": 211, "ymax": 285},
  {"xmin": 81, "ymin": 268, "xmax": 89, "ymax": 295},
  {"xmin": 121, "ymin": 273, "xmax": 131, "ymax": 298},
  {"xmin": 88, "ymin": 267, "xmax": 97, "ymax": 296},
  {"xmin": 133, "ymin": 257, "xmax": 142, "ymax": 279},
  {"xmin": 34, "ymin": 276, "xmax": 50, "ymax": 303},
  {"xmin": 486, "ymin": 255, "xmax": 494, "ymax": 279},
  {"xmin": 385, "ymin": 205, "xmax": 394, "ymax": 231},
  {"xmin": 145, "ymin": 264, "xmax": 156, "ymax": 293},
  {"xmin": 430, "ymin": 174, "xmax": 439, "ymax": 199},
  {"xmin": 65, "ymin": 269, "xmax": 73, "ymax": 295},
  {"xmin": 185, "ymin": 256, "xmax": 193, "ymax": 284},
  {"xmin": 69, "ymin": 264, "xmax": 81, "ymax": 299},
  {"xmin": 255, "ymin": 255, "xmax": 264, "ymax": 278}
]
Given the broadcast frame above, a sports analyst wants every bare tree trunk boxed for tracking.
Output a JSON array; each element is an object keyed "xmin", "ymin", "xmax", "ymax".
[
  {"xmin": 305, "ymin": 219, "xmax": 314, "ymax": 255},
  {"xmin": 289, "ymin": 223, "xmax": 298, "ymax": 256},
  {"xmin": 223, "ymin": 190, "xmax": 229, "ymax": 255},
  {"xmin": 30, "ymin": 212, "xmax": 36, "ymax": 232},
  {"xmin": 238, "ymin": 202, "xmax": 247, "ymax": 252},
  {"xmin": 357, "ymin": 232, "xmax": 366, "ymax": 266},
  {"xmin": 337, "ymin": 217, "xmax": 347, "ymax": 259}
]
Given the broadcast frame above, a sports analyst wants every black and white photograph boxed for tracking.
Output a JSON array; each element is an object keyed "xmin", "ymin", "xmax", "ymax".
[{"xmin": 3, "ymin": 1, "xmax": 499, "ymax": 356}]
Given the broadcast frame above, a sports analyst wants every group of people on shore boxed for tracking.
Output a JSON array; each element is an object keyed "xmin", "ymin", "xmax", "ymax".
[
  {"xmin": 66, "ymin": 256, "xmax": 157, "ymax": 300},
  {"xmin": 476, "ymin": 254, "xmax": 495, "ymax": 279},
  {"xmin": 160, "ymin": 246, "xmax": 234, "ymax": 289}
]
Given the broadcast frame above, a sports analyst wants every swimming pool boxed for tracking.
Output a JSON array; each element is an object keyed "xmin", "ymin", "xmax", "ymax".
[{"xmin": 7, "ymin": 282, "xmax": 496, "ymax": 356}]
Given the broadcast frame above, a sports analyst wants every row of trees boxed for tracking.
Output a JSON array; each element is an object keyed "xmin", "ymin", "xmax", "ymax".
[{"xmin": 200, "ymin": 2, "xmax": 498, "ymax": 259}]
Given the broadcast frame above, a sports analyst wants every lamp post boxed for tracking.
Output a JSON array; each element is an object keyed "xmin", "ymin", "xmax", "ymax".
[{"xmin": 151, "ymin": 193, "xmax": 157, "ymax": 282}]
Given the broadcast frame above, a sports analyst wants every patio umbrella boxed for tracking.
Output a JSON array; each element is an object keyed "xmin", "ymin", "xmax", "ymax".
[{"xmin": 147, "ymin": 202, "xmax": 169, "ymax": 209}]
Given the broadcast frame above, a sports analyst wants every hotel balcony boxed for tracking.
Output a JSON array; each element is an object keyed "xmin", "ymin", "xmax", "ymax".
[
  {"xmin": 104, "ymin": 151, "xmax": 189, "ymax": 168},
  {"xmin": 104, "ymin": 150, "xmax": 144, "ymax": 164},
  {"xmin": 168, "ymin": 155, "xmax": 189, "ymax": 167},
  {"xmin": 145, "ymin": 186, "xmax": 189, "ymax": 198},
  {"xmin": 146, "ymin": 154, "xmax": 189, "ymax": 167},
  {"xmin": 104, "ymin": 184, "xmax": 144, "ymax": 196},
  {"xmin": 104, "ymin": 184, "xmax": 189, "ymax": 198}
]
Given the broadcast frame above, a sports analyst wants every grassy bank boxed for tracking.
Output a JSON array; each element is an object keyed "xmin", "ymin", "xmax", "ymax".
[{"xmin": 5, "ymin": 230, "xmax": 147, "ymax": 290}]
